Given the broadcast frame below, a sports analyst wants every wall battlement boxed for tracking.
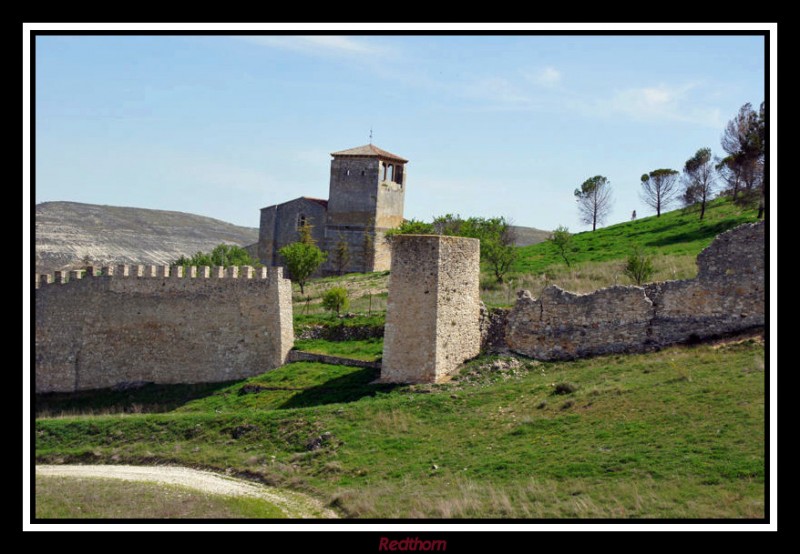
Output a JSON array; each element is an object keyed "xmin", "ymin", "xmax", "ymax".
[
  {"xmin": 35, "ymin": 265, "xmax": 293, "ymax": 393},
  {"xmin": 36, "ymin": 265, "xmax": 275, "ymax": 288}
]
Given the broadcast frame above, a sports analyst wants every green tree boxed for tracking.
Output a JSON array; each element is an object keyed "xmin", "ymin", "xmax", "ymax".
[
  {"xmin": 322, "ymin": 287, "xmax": 349, "ymax": 316},
  {"xmin": 640, "ymin": 169, "xmax": 680, "ymax": 217},
  {"xmin": 575, "ymin": 175, "xmax": 613, "ymax": 231},
  {"xmin": 385, "ymin": 219, "xmax": 435, "ymax": 238},
  {"xmin": 172, "ymin": 244, "xmax": 261, "ymax": 269},
  {"xmin": 297, "ymin": 221, "xmax": 316, "ymax": 245},
  {"xmin": 332, "ymin": 235, "xmax": 351, "ymax": 275},
  {"xmin": 386, "ymin": 214, "xmax": 517, "ymax": 283},
  {"xmin": 279, "ymin": 242, "xmax": 327, "ymax": 294},
  {"xmin": 463, "ymin": 216, "xmax": 518, "ymax": 283},
  {"xmin": 549, "ymin": 225, "xmax": 573, "ymax": 267},
  {"xmin": 622, "ymin": 247, "xmax": 654, "ymax": 286},
  {"xmin": 682, "ymin": 148, "xmax": 716, "ymax": 220}
]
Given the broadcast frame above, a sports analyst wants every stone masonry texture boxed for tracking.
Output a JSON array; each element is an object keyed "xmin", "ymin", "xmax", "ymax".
[
  {"xmin": 381, "ymin": 235, "xmax": 481, "ymax": 383},
  {"xmin": 35, "ymin": 265, "xmax": 294, "ymax": 393},
  {"xmin": 504, "ymin": 221, "xmax": 765, "ymax": 360}
]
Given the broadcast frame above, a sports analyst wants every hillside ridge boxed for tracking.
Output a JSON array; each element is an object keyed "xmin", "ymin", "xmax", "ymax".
[{"xmin": 35, "ymin": 201, "xmax": 258, "ymax": 274}]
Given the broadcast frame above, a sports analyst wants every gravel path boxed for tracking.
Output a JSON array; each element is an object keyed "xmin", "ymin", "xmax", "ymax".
[{"xmin": 36, "ymin": 465, "xmax": 337, "ymax": 519}]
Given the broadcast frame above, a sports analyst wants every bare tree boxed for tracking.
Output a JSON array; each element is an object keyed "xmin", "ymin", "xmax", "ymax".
[
  {"xmin": 682, "ymin": 148, "xmax": 716, "ymax": 220},
  {"xmin": 574, "ymin": 175, "xmax": 613, "ymax": 231},
  {"xmin": 720, "ymin": 102, "xmax": 765, "ymax": 215},
  {"xmin": 640, "ymin": 169, "xmax": 680, "ymax": 217}
]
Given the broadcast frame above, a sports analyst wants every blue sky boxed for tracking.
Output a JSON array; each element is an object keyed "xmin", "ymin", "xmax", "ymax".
[{"xmin": 34, "ymin": 34, "xmax": 766, "ymax": 232}]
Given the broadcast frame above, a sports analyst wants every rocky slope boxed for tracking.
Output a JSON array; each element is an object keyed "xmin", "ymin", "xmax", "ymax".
[{"xmin": 35, "ymin": 202, "xmax": 259, "ymax": 274}]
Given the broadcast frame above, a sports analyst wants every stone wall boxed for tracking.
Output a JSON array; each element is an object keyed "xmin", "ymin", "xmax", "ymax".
[
  {"xmin": 35, "ymin": 265, "xmax": 294, "ymax": 393},
  {"xmin": 504, "ymin": 221, "xmax": 765, "ymax": 360},
  {"xmin": 381, "ymin": 235, "xmax": 481, "ymax": 383},
  {"xmin": 258, "ymin": 198, "xmax": 328, "ymax": 267}
]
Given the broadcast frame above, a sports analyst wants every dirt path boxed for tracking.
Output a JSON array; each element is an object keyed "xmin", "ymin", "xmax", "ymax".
[{"xmin": 36, "ymin": 465, "xmax": 337, "ymax": 519}]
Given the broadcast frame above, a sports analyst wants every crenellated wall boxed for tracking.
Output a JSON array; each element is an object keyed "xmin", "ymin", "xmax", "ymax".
[
  {"xmin": 35, "ymin": 265, "xmax": 294, "ymax": 393},
  {"xmin": 503, "ymin": 221, "xmax": 765, "ymax": 360}
]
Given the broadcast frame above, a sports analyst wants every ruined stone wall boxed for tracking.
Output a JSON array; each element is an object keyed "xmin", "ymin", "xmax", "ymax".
[
  {"xmin": 35, "ymin": 265, "xmax": 294, "ymax": 393},
  {"xmin": 381, "ymin": 235, "xmax": 481, "ymax": 383},
  {"xmin": 504, "ymin": 221, "xmax": 765, "ymax": 360}
]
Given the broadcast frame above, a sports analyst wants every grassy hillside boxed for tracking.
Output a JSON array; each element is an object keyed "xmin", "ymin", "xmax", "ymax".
[
  {"xmin": 511, "ymin": 198, "xmax": 759, "ymax": 275},
  {"xmin": 36, "ymin": 338, "xmax": 765, "ymax": 518}
]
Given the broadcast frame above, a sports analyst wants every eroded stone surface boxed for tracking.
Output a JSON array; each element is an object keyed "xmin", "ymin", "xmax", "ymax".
[{"xmin": 505, "ymin": 221, "xmax": 765, "ymax": 360}]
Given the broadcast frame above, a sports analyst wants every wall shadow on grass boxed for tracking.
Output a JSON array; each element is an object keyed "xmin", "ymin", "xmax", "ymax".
[
  {"xmin": 278, "ymin": 367, "xmax": 399, "ymax": 409},
  {"xmin": 35, "ymin": 380, "xmax": 239, "ymax": 417},
  {"xmin": 645, "ymin": 221, "xmax": 743, "ymax": 248}
]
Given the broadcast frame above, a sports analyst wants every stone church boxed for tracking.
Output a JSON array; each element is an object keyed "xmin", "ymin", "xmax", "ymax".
[{"xmin": 258, "ymin": 144, "xmax": 408, "ymax": 274}]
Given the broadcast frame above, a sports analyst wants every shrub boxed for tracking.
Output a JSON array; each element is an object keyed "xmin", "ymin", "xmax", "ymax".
[
  {"xmin": 322, "ymin": 287, "xmax": 349, "ymax": 316},
  {"xmin": 623, "ymin": 247, "xmax": 655, "ymax": 286},
  {"xmin": 553, "ymin": 382, "xmax": 578, "ymax": 395}
]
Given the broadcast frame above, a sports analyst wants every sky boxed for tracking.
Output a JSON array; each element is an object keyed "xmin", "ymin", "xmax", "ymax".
[{"xmin": 34, "ymin": 32, "xmax": 767, "ymax": 232}]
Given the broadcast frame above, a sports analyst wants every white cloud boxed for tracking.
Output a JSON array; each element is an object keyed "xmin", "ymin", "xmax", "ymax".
[
  {"xmin": 607, "ymin": 83, "xmax": 723, "ymax": 127},
  {"xmin": 237, "ymin": 35, "xmax": 384, "ymax": 59},
  {"xmin": 536, "ymin": 66, "xmax": 562, "ymax": 86}
]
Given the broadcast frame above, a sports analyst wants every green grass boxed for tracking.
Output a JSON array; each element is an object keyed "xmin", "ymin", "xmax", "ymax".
[
  {"xmin": 295, "ymin": 338, "xmax": 384, "ymax": 362},
  {"xmin": 35, "ymin": 475, "xmax": 285, "ymax": 518},
  {"xmin": 294, "ymin": 312, "xmax": 385, "ymax": 332},
  {"xmin": 36, "ymin": 381, "xmax": 235, "ymax": 418},
  {"xmin": 36, "ymin": 339, "xmax": 765, "ymax": 518},
  {"xmin": 511, "ymin": 198, "xmax": 759, "ymax": 276}
]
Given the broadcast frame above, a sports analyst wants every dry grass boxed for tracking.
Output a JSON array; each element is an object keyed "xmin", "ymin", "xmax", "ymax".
[
  {"xmin": 328, "ymin": 475, "xmax": 764, "ymax": 519},
  {"xmin": 35, "ymin": 475, "xmax": 285, "ymax": 519},
  {"xmin": 481, "ymin": 254, "xmax": 698, "ymax": 306}
]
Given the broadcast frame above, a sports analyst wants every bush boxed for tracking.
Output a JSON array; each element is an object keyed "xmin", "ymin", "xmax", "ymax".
[
  {"xmin": 322, "ymin": 287, "xmax": 349, "ymax": 316},
  {"xmin": 622, "ymin": 247, "xmax": 655, "ymax": 286},
  {"xmin": 553, "ymin": 382, "xmax": 578, "ymax": 395}
]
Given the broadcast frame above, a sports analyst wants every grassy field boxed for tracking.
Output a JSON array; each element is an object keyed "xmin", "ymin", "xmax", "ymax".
[
  {"xmin": 36, "ymin": 338, "xmax": 765, "ymax": 518},
  {"xmin": 294, "ymin": 338, "xmax": 384, "ymax": 362},
  {"xmin": 36, "ymin": 475, "xmax": 285, "ymax": 518}
]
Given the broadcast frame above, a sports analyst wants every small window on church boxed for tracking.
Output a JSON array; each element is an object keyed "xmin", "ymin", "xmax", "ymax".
[
  {"xmin": 361, "ymin": 170, "xmax": 366, "ymax": 176},
  {"xmin": 346, "ymin": 169, "xmax": 350, "ymax": 176},
  {"xmin": 297, "ymin": 214, "xmax": 307, "ymax": 229}
]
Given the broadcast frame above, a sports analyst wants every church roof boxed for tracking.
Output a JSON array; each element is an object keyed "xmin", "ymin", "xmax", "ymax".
[
  {"xmin": 331, "ymin": 144, "xmax": 408, "ymax": 163},
  {"xmin": 302, "ymin": 196, "xmax": 329, "ymax": 208}
]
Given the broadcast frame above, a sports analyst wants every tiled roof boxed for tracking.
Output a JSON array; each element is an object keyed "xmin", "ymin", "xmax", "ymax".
[
  {"xmin": 302, "ymin": 197, "xmax": 329, "ymax": 208},
  {"xmin": 331, "ymin": 144, "xmax": 408, "ymax": 163}
]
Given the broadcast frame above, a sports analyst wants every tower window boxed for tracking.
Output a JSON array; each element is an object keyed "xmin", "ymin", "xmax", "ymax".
[
  {"xmin": 297, "ymin": 214, "xmax": 307, "ymax": 229},
  {"xmin": 346, "ymin": 169, "xmax": 350, "ymax": 176},
  {"xmin": 361, "ymin": 170, "xmax": 366, "ymax": 176},
  {"xmin": 387, "ymin": 164, "xmax": 394, "ymax": 182}
]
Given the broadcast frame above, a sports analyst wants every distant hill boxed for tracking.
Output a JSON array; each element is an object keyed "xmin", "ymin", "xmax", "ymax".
[
  {"xmin": 35, "ymin": 202, "xmax": 259, "ymax": 274},
  {"xmin": 509, "ymin": 225, "xmax": 551, "ymax": 247}
]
